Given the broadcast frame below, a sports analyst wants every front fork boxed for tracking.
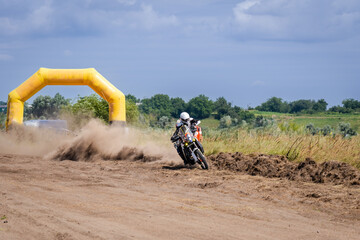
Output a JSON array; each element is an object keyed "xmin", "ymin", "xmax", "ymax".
[
  {"xmin": 176, "ymin": 142, "xmax": 200, "ymax": 164},
  {"xmin": 189, "ymin": 145, "xmax": 200, "ymax": 164}
]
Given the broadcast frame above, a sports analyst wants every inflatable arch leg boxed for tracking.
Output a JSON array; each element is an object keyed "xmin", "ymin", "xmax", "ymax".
[{"xmin": 6, "ymin": 68, "xmax": 126, "ymax": 130}]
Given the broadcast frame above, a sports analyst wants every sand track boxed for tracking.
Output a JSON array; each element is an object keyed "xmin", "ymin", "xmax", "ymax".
[
  {"xmin": 1, "ymin": 121, "xmax": 359, "ymax": 239},
  {"xmin": 0, "ymin": 153, "xmax": 359, "ymax": 240}
]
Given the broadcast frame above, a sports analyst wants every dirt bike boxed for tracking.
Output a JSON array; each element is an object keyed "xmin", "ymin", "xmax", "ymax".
[{"xmin": 171, "ymin": 123, "xmax": 209, "ymax": 170}]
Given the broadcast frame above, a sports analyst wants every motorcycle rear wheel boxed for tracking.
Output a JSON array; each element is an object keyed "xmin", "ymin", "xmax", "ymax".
[{"xmin": 195, "ymin": 149, "xmax": 209, "ymax": 170}]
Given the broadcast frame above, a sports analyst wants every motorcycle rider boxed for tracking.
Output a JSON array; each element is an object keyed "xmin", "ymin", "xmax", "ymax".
[
  {"xmin": 172, "ymin": 112, "xmax": 201, "ymax": 137},
  {"xmin": 171, "ymin": 112, "xmax": 204, "ymax": 162},
  {"xmin": 171, "ymin": 112, "xmax": 190, "ymax": 162}
]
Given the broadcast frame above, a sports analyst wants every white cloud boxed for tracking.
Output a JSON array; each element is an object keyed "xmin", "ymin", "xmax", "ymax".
[
  {"xmin": 0, "ymin": 0, "xmax": 54, "ymax": 36},
  {"xmin": 0, "ymin": 17, "xmax": 19, "ymax": 35},
  {"xmin": 233, "ymin": 0, "xmax": 285, "ymax": 36},
  {"xmin": 232, "ymin": 0, "xmax": 360, "ymax": 41},
  {"xmin": 0, "ymin": 1, "xmax": 179, "ymax": 36},
  {"xmin": 1, "ymin": 0, "xmax": 358, "ymax": 42},
  {"xmin": 28, "ymin": 0, "xmax": 54, "ymax": 30},
  {"xmin": 234, "ymin": 0, "xmax": 259, "ymax": 22},
  {"xmin": 183, "ymin": 17, "xmax": 225, "ymax": 35},
  {"xmin": 127, "ymin": 4, "xmax": 179, "ymax": 30}
]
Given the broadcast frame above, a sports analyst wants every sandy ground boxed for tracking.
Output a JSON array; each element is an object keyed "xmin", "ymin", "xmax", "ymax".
[{"xmin": 0, "ymin": 153, "xmax": 359, "ymax": 240}]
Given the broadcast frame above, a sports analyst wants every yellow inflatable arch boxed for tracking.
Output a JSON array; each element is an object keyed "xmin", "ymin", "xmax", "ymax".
[{"xmin": 6, "ymin": 68, "xmax": 126, "ymax": 130}]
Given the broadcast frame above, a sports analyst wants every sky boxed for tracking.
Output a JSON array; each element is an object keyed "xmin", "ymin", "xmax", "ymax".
[{"xmin": 0, "ymin": 0, "xmax": 359, "ymax": 108}]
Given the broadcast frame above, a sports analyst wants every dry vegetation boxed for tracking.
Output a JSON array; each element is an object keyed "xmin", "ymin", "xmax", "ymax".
[
  {"xmin": 130, "ymin": 123, "xmax": 360, "ymax": 170},
  {"xmin": 203, "ymin": 129, "xmax": 360, "ymax": 169}
]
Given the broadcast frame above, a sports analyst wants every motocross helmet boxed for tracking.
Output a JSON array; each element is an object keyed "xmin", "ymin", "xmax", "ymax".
[{"xmin": 180, "ymin": 112, "xmax": 190, "ymax": 122}]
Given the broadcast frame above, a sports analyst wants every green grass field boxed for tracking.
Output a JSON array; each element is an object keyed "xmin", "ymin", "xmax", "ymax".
[
  {"xmin": 200, "ymin": 117, "xmax": 220, "ymax": 129},
  {"xmin": 252, "ymin": 111, "xmax": 360, "ymax": 131},
  {"xmin": 201, "ymin": 111, "xmax": 360, "ymax": 131}
]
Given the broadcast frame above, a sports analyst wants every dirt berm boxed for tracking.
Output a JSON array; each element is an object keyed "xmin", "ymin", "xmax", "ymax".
[{"xmin": 209, "ymin": 152, "xmax": 360, "ymax": 186}]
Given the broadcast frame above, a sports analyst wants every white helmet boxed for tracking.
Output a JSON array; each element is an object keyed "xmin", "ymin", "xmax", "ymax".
[{"xmin": 180, "ymin": 112, "xmax": 190, "ymax": 121}]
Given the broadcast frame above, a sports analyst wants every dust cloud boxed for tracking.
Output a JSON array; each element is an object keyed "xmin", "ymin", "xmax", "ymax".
[
  {"xmin": 0, "ymin": 120, "xmax": 181, "ymax": 164},
  {"xmin": 47, "ymin": 120, "xmax": 181, "ymax": 164},
  {"xmin": 0, "ymin": 124, "xmax": 72, "ymax": 156}
]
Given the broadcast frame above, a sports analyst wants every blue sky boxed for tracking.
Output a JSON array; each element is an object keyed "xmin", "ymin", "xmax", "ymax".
[{"xmin": 0, "ymin": 0, "xmax": 359, "ymax": 108}]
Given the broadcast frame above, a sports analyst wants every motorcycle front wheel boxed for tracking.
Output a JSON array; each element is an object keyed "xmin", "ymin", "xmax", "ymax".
[{"xmin": 195, "ymin": 149, "xmax": 209, "ymax": 170}]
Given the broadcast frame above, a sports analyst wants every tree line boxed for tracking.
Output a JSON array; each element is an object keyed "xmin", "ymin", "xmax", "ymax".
[
  {"xmin": 127, "ymin": 94, "xmax": 256, "ymax": 129},
  {"xmin": 0, "ymin": 93, "xmax": 255, "ymax": 128},
  {"xmin": 133, "ymin": 94, "xmax": 253, "ymax": 121},
  {"xmin": 19, "ymin": 93, "xmax": 140, "ymax": 124},
  {"xmin": 0, "ymin": 94, "xmax": 359, "ymax": 128},
  {"xmin": 255, "ymin": 97, "xmax": 360, "ymax": 114}
]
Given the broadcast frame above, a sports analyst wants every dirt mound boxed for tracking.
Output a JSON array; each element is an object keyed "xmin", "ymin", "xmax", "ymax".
[{"xmin": 209, "ymin": 152, "xmax": 360, "ymax": 186}]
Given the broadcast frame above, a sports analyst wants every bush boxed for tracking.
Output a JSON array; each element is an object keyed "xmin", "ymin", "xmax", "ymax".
[
  {"xmin": 157, "ymin": 116, "xmax": 172, "ymax": 129},
  {"xmin": 70, "ymin": 94, "xmax": 108, "ymax": 122},
  {"xmin": 321, "ymin": 125, "xmax": 332, "ymax": 136},
  {"xmin": 254, "ymin": 116, "xmax": 274, "ymax": 128},
  {"xmin": 278, "ymin": 122, "xmax": 301, "ymax": 133},
  {"xmin": 219, "ymin": 116, "xmax": 232, "ymax": 128},
  {"xmin": 328, "ymin": 106, "xmax": 353, "ymax": 113},
  {"xmin": 232, "ymin": 117, "xmax": 238, "ymax": 126},
  {"xmin": 338, "ymin": 122, "xmax": 357, "ymax": 138},
  {"xmin": 126, "ymin": 100, "xmax": 140, "ymax": 124},
  {"xmin": 306, "ymin": 123, "xmax": 319, "ymax": 135},
  {"xmin": 237, "ymin": 110, "xmax": 255, "ymax": 123}
]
